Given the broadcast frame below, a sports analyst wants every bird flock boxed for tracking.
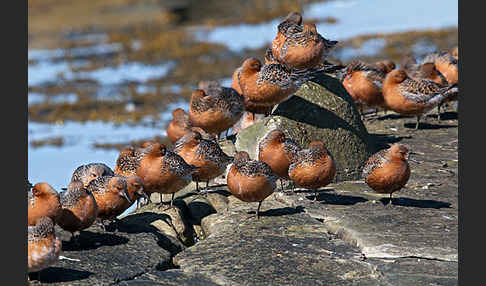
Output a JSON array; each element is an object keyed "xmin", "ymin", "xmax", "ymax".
[{"xmin": 27, "ymin": 11, "xmax": 459, "ymax": 279}]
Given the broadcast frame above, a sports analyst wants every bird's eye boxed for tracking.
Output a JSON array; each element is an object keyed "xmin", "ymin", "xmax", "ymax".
[{"xmin": 91, "ymin": 173, "xmax": 97, "ymax": 177}]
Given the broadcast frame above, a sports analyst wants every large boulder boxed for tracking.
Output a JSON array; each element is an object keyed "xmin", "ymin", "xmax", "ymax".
[{"xmin": 235, "ymin": 74, "xmax": 375, "ymax": 182}]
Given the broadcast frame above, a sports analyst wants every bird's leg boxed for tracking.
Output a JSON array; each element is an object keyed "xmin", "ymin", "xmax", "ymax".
[
  {"xmin": 280, "ymin": 179, "xmax": 284, "ymax": 192},
  {"xmin": 389, "ymin": 193, "xmax": 393, "ymax": 205},
  {"xmin": 252, "ymin": 112, "xmax": 255, "ymax": 121},
  {"xmin": 225, "ymin": 129, "xmax": 229, "ymax": 138},
  {"xmin": 415, "ymin": 116, "xmax": 421, "ymax": 130},
  {"xmin": 196, "ymin": 181, "xmax": 199, "ymax": 193},
  {"xmin": 437, "ymin": 104, "xmax": 442, "ymax": 121},
  {"xmin": 359, "ymin": 105, "xmax": 365, "ymax": 121},
  {"xmin": 256, "ymin": 201, "xmax": 262, "ymax": 219},
  {"xmin": 206, "ymin": 180, "xmax": 209, "ymax": 189},
  {"xmin": 314, "ymin": 190, "xmax": 318, "ymax": 202},
  {"xmin": 170, "ymin": 193, "xmax": 175, "ymax": 209}
]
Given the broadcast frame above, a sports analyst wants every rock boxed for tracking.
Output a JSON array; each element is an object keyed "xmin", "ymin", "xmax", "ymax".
[
  {"xmin": 117, "ymin": 269, "xmax": 220, "ymax": 285},
  {"xmin": 174, "ymin": 194, "xmax": 386, "ymax": 285},
  {"xmin": 134, "ymin": 203, "xmax": 195, "ymax": 247},
  {"xmin": 235, "ymin": 74, "xmax": 375, "ymax": 181},
  {"xmin": 31, "ymin": 215, "xmax": 181, "ymax": 285},
  {"xmin": 205, "ymin": 192, "xmax": 230, "ymax": 213}
]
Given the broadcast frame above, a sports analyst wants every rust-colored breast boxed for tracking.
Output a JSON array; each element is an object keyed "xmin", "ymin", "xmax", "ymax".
[
  {"xmin": 365, "ymin": 161, "xmax": 410, "ymax": 194},
  {"xmin": 227, "ymin": 166, "xmax": 274, "ymax": 203}
]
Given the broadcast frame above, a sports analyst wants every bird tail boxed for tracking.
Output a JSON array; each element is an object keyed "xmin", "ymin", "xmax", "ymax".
[{"xmin": 428, "ymin": 83, "xmax": 459, "ymax": 106}]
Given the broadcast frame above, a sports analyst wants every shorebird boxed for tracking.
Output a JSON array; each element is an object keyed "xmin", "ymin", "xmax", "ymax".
[
  {"xmin": 288, "ymin": 141, "xmax": 336, "ymax": 201},
  {"xmin": 362, "ymin": 144, "xmax": 416, "ymax": 203},
  {"xmin": 28, "ymin": 217, "xmax": 62, "ymax": 278},
  {"xmin": 70, "ymin": 163, "xmax": 115, "ymax": 188},
  {"xmin": 173, "ymin": 130, "xmax": 233, "ymax": 192},
  {"xmin": 272, "ymin": 15, "xmax": 338, "ymax": 70},
  {"xmin": 188, "ymin": 86, "xmax": 244, "ymax": 139},
  {"xmin": 136, "ymin": 143, "xmax": 196, "ymax": 209},
  {"xmin": 382, "ymin": 69, "xmax": 458, "ymax": 129},
  {"xmin": 258, "ymin": 129, "xmax": 301, "ymax": 190},
  {"xmin": 342, "ymin": 60, "xmax": 392, "ymax": 120},
  {"xmin": 227, "ymin": 151, "xmax": 278, "ymax": 219},
  {"xmin": 86, "ymin": 175, "xmax": 131, "ymax": 231},
  {"xmin": 167, "ymin": 108, "xmax": 192, "ymax": 144},
  {"xmin": 57, "ymin": 180, "xmax": 99, "ymax": 239},
  {"xmin": 28, "ymin": 182, "xmax": 62, "ymax": 226}
]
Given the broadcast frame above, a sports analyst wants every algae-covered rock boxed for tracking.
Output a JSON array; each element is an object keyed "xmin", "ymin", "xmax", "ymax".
[{"xmin": 235, "ymin": 74, "xmax": 376, "ymax": 182}]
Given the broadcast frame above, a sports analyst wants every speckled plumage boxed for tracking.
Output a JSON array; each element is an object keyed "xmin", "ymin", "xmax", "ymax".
[
  {"xmin": 288, "ymin": 144, "xmax": 330, "ymax": 172},
  {"xmin": 362, "ymin": 148, "xmax": 389, "ymax": 179},
  {"xmin": 115, "ymin": 147, "xmax": 139, "ymax": 176},
  {"xmin": 70, "ymin": 163, "xmax": 115, "ymax": 187},
  {"xmin": 423, "ymin": 51, "xmax": 458, "ymax": 68},
  {"xmin": 402, "ymin": 56, "xmax": 448, "ymax": 86},
  {"xmin": 233, "ymin": 156, "xmax": 278, "ymax": 183},
  {"xmin": 277, "ymin": 12, "xmax": 303, "ymax": 37},
  {"xmin": 59, "ymin": 181, "xmax": 91, "ymax": 208},
  {"xmin": 279, "ymin": 23, "xmax": 337, "ymax": 63},
  {"xmin": 397, "ymin": 77, "xmax": 458, "ymax": 104},
  {"xmin": 86, "ymin": 175, "xmax": 126, "ymax": 195},
  {"xmin": 190, "ymin": 87, "xmax": 244, "ymax": 116},
  {"xmin": 28, "ymin": 217, "xmax": 55, "ymax": 242},
  {"xmin": 28, "ymin": 216, "xmax": 62, "ymax": 273},
  {"xmin": 345, "ymin": 60, "xmax": 388, "ymax": 90}
]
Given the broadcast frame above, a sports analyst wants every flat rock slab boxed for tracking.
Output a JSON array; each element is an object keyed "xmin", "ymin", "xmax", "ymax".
[
  {"xmin": 29, "ymin": 213, "xmax": 184, "ymax": 285},
  {"xmin": 174, "ymin": 195, "xmax": 386, "ymax": 286},
  {"xmin": 117, "ymin": 269, "xmax": 220, "ymax": 286}
]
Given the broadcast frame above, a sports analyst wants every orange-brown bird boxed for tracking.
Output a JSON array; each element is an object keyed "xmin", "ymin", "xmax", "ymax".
[
  {"xmin": 342, "ymin": 60, "xmax": 391, "ymax": 120},
  {"xmin": 422, "ymin": 51, "xmax": 459, "ymax": 118},
  {"xmin": 227, "ymin": 151, "xmax": 278, "ymax": 219},
  {"xmin": 362, "ymin": 144, "xmax": 414, "ymax": 202},
  {"xmin": 272, "ymin": 14, "xmax": 338, "ymax": 70},
  {"xmin": 188, "ymin": 86, "xmax": 244, "ymax": 139},
  {"xmin": 258, "ymin": 129, "xmax": 301, "ymax": 190},
  {"xmin": 232, "ymin": 59, "xmax": 274, "ymax": 117},
  {"xmin": 57, "ymin": 180, "xmax": 99, "ymax": 239},
  {"xmin": 28, "ymin": 182, "xmax": 62, "ymax": 226},
  {"xmin": 86, "ymin": 175, "xmax": 131, "ymax": 230},
  {"xmin": 288, "ymin": 141, "xmax": 336, "ymax": 201},
  {"xmin": 237, "ymin": 58, "xmax": 322, "ymax": 116},
  {"xmin": 70, "ymin": 163, "xmax": 115, "ymax": 188},
  {"xmin": 382, "ymin": 69, "xmax": 458, "ymax": 129},
  {"xmin": 167, "ymin": 108, "xmax": 192, "ymax": 144},
  {"xmin": 173, "ymin": 130, "xmax": 233, "ymax": 192},
  {"xmin": 136, "ymin": 143, "xmax": 196, "ymax": 208},
  {"xmin": 28, "ymin": 217, "xmax": 62, "ymax": 276}
]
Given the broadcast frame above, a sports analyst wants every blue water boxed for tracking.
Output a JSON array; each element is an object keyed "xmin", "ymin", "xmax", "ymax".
[{"xmin": 196, "ymin": 0, "xmax": 457, "ymax": 52}]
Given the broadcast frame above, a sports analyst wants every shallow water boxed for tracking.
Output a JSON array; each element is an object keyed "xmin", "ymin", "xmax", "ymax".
[{"xmin": 196, "ymin": 0, "xmax": 457, "ymax": 52}]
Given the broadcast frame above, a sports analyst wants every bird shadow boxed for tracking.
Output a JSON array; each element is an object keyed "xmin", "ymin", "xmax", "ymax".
[
  {"xmin": 380, "ymin": 197, "xmax": 452, "ymax": 209},
  {"xmin": 247, "ymin": 206, "xmax": 305, "ymax": 217},
  {"xmin": 115, "ymin": 211, "xmax": 186, "ymax": 253},
  {"xmin": 293, "ymin": 189, "xmax": 368, "ymax": 205},
  {"xmin": 436, "ymin": 111, "xmax": 458, "ymax": 120},
  {"xmin": 366, "ymin": 133, "xmax": 410, "ymax": 153},
  {"xmin": 62, "ymin": 231, "xmax": 129, "ymax": 251},
  {"xmin": 29, "ymin": 267, "xmax": 94, "ymax": 283},
  {"xmin": 403, "ymin": 122, "xmax": 457, "ymax": 130}
]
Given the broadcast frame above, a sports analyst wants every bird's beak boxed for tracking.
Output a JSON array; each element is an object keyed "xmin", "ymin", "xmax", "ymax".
[
  {"xmin": 120, "ymin": 191, "xmax": 131, "ymax": 203},
  {"xmin": 61, "ymin": 187, "xmax": 68, "ymax": 191}
]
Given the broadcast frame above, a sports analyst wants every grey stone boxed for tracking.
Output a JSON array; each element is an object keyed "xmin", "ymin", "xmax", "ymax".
[
  {"xmin": 32, "ymin": 215, "xmax": 181, "ymax": 285},
  {"xmin": 174, "ymin": 194, "xmax": 387, "ymax": 286},
  {"xmin": 235, "ymin": 74, "xmax": 375, "ymax": 181}
]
